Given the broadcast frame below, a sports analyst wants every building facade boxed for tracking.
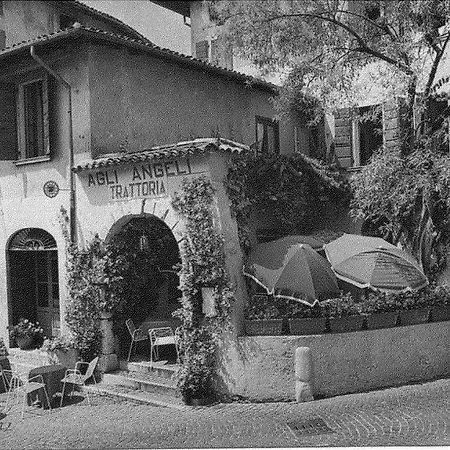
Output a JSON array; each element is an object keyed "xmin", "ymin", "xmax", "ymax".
[{"xmin": 0, "ymin": 2, "xmax": 314, "ymax": 345}]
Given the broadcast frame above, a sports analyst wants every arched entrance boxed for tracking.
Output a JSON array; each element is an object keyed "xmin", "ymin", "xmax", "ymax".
[
  {"xmin": 7, "ymin": 228, "xmax": 60, "ymax": 339},
  {"xmin": 107, "ymin": 215, "xmax": 181, "ymax": 328}
]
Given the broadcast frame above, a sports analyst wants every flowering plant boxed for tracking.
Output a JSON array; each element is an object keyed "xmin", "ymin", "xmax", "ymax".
[
  {"xmin": 0, "ymin": 338, "xmax": 8, "ymax": 357},
  {"xmin": 8, "ymin": 318, "xmax": 44, "ymax": 341},
  {"xmin": 41, "ymin": 335, "xmax": 77, "ymax": 352},
  {"xmin": 322, "ymin": 293, "xmax": 361, "ymax": 318}
]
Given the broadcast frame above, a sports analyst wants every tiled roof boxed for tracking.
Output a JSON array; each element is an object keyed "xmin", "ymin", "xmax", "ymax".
[
  {"xmin": 53, "ymin": 1, "xmax": 148, "ymax": 41},
  {"xmin": 0, "ymin": 25, "xmax": 278, "ymax": 93},
  {"xmin": 72, "ymin": 138, "xmax": 250, "ymax": 172}
]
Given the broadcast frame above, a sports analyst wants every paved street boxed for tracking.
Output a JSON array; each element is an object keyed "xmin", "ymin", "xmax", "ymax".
[{"xmin": 0, "ymin": 378, "xmax": 449, "ymax": 448}]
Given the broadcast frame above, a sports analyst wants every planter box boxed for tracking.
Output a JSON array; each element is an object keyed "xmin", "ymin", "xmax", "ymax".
[
  {"xmin": 245, "ymin": 319, "xmax": 283, "ymax": 336},
  {"xmin": 183, "ymin": 396, "xmax": 214, "ymax": 407},
  {"xmin": 329, "ymin": 316, "xmax": 364, "ymax": 334},
  {"xmin": 430, "ymin": 306, "xmax": 450, "ymax": 323},
  {"xmin": 288, "ymin": 318, "xmax": 327, "ymax": 335},
  {"xmin": 365, "ymin": 312, "xmax": 399, "ymax": 330},
  {"xmin": 399, "ymin": 308, "xmax": 430, "ymax": 326}
]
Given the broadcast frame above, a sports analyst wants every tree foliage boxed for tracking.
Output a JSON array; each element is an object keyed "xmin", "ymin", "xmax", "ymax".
[{"xmin": 212, "ymin": 0, "xmax": 450, "ymax": 274}]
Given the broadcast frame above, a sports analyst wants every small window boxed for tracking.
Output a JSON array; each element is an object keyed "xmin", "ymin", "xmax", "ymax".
[
  {"xmin": 255, "ymin": 116, "xmax": 279, "ymax": 154},
  {"xmin": 59, "ymin": 14, "xmax": 77, "ymax": 29},
  {"xmin": 16, "ymin": 76, "xmax": 50, "ymax": 161}
]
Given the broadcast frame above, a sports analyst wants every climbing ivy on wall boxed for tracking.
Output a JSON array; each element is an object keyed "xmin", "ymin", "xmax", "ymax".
[
  {"xmin": 171, "ymin": 176, "xmax": 234, "ymax": 401},
  {"xmin": 225, "ymin": 152, "xmax": 351, "ymax": 251}
]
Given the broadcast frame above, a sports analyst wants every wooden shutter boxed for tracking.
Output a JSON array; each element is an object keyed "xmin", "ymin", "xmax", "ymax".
[
  {"xmin": 382, "ymin": 99, "xmax": 402, "ymax": 151},
  {"xmin": 0, "ymin": 82, "xmax": 17, "ymax": 160},
  {"xmin": 42, "ymin": 74, "xmax": 50, "ymax": 156},
  {"xmin": 334, "ymin": 107, "xmax": 353, "ymax": 167},
  {"xmin": 0, "ymin": 29, "xmax": 5, "ymax": 50},
  {"xmin": 195, "ymin": 40, "xmax": 209, "ymax": 62}
]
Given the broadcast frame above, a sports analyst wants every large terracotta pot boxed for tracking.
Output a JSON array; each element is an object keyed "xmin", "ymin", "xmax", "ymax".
[
  {"xmin": 16, "ymin": 336, "xmax": 35, "ymax": 350},
  {"xmin": 48, "ymin": 349, "xmax": 80, "ymax": 369}
]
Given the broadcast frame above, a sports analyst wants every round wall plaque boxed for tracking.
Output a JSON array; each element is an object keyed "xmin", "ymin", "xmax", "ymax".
[{"xmin": 43, "ymin": 180, "xmax": 60, "ymax": 198}]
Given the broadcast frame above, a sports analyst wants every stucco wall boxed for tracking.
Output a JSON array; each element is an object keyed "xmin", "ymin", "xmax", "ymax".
[
  {"xmin": 220, "ymin": 321, "xmax": 450, "ymax": 401},
  {"xmin": 88, "ymin": 44, "xmax": 297, "ymax": 156}
]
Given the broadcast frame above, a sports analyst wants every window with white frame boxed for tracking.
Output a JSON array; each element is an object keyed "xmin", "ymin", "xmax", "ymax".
[{"xmin": 16, "ymin": 75, "xmax": 50, "ymax": 161}]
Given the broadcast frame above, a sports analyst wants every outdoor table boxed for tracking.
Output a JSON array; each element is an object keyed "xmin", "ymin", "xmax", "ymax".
[
  {"xmin": 28, "ymin": 364, "xmax": 66, "ymax": 409},
  {"xmin": 0, "ymin": 357, "xmax": 11, "ymax": 394}
]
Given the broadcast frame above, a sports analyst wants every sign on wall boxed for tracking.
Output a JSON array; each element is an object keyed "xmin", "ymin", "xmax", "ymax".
[{"xmin": 80, "ymin": 158, "xmax": 207, "ymax": 203}]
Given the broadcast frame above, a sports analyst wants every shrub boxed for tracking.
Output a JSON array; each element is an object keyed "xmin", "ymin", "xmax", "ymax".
[
  {"xmin": 396, "ymin": 289, "xmax": 430, "ymax": 310},
  {"xmin": 427, "ymin": 284, "xmax": 450, "ymax": 307},
  {"xmin": 284, "ymin": 300, "xmax": 323, "ymax": 318},
  {"xmin": 245, "ymin": 295, "xmax": 281, "ymax": 320},
  {"xmin": 358, "ymin": 292, "xmax": 402, "ymax": 314},
  {"xmin": 322, "ymin": 293, "xmax": 360, "ymax": 318},
  {"xmin": 41, "ymin": 335, "xmax": 77, "ymax": 353},
  {"xmin": 8, "ymin": 318, "xmax": 44, "ymax": 341}
]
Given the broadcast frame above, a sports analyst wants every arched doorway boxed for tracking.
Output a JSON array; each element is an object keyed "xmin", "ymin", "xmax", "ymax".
[
  {"xmin": 7, "ymin": 228, "xmax": 60, "ymax": 339},
  {"xmin": 107, "ymin": 215, "xmax": 181, "ymax": 327}
]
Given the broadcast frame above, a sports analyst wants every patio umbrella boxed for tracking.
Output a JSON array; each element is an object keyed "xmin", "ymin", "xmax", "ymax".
[
  {"xmin": 324, "ymin": 233, "xmax": 420, "ymax": 268},
  {"xmin": 264, "ymin": 235, "xmax": 324, "ymax": 251},
  {"xmin": 332, "ymin": 248, "xmax": 428, "ymax": 292},
  {"xmin": 243, "ymin": 241, "xmax": 339, "ymax": 306}
]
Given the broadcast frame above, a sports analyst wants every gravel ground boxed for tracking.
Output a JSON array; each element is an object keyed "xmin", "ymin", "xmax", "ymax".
[{"xmin": 0, "ymin": 378, "xmax": 449, "ymax": 448}]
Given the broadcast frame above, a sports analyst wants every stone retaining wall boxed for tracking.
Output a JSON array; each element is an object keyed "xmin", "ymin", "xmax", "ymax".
[{"xmin": 220, "ymin": 321, "xmax": 450, "ymax": 401}]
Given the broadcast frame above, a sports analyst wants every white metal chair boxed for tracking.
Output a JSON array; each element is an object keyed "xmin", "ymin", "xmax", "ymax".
[
  {"xmin": 60, "ymin": 356, "xmax": 99, "ymax": 407},
  {"xmin": 125, "ymin": 319, "xmax": 149, "ymax": 362},
  {"xmin": 2, "ymin": 370, "xmax": 52, "ymax": 419},
  {"xmin": 148, "ymin": 327, "xmax": 179, "ymax": 365}
]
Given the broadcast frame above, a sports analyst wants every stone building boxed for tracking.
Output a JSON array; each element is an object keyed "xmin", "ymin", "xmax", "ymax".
[{"xmin": 0, "ymin": 1, "xmax": 317, "ymax": 345}]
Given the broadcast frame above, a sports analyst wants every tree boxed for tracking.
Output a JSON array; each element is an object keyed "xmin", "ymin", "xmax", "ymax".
[{"xmin": 210, "ymin": 0, "xmax": 450, "ymax": 276}]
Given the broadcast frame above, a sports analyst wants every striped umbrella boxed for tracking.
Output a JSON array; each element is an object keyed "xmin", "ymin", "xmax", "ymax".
[
  {"xmin": 333, "ymin": 249, "xmax": 428, "ymax": 292},
  {"xmin": 243, "ymin": 241, "xmax": 339, "ymax": 306}
]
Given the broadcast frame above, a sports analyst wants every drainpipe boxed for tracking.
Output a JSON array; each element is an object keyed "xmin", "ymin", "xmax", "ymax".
[{"xmin": 30, "ymin": 46, "xmax": 76, "ymax": 244}]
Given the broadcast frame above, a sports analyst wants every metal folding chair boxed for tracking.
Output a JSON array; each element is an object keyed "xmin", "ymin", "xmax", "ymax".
[
  {"xmin": 148, "ymin": 327, "xmax": 179, "ymax": 365},
  {"xmin": 2, "ymin": 370, "xmax": 52, "ymax": 419},
  {"xmin": 60, "ymin": 356, "xmax": 99, "ymax": 407},
  {"xmin": 125, "ymin": 319, "xmax": 148, "ymax": 362}
]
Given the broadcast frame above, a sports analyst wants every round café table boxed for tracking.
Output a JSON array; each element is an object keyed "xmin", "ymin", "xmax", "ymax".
[{"xmin": 27, "ymin": 364, "xmax": 66, "ymax": 409}]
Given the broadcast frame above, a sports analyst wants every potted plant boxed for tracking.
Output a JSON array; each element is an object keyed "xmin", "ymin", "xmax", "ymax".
[
  {"xmin": 397, "ymin": 290, "xmax": 430, "ymax": 326},
  {"xmin": 244, "ymin": 294, "xmax": 283, "ymax": 336},
  {"xmin": 429, "ymin": 284, "xmax": 450, "ymax": 322},
  {"xmin": 359, "ymin": 292, "xmax": 400, "ymax": 330},
  {"xmin": 285, "ymin": 301, "xmax": 326, "ymax": 335},
  {"xmin": 41, "ymin": 335, "xmax": 79, "ymax": 369},
  {"xmin": 322, "ymin": 293, "xmax": 364, "ymax": 333},
  {"xmin": 8, "ymin": 318, "xmax": 45, "ymax": 350}
]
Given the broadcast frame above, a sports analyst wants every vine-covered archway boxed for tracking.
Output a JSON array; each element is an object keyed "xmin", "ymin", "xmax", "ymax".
[{"xmin": 107, "ymin": 214, "xmax": 181, "ymax": 328}]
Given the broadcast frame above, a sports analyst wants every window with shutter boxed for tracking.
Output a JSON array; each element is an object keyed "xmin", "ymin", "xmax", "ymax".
[
  {"xmin": 0, "ymin": 29, "xmax": 5, "ymax": 49},
  {"xmin": 0, "ymin": 82, "xmax": 17, "ymax": 160},
  {"xmin": 16, "ymin": 75, "xmax": 51, "ymax": 163},
  {"xmin": 255, "ymin": 116, "xmax": 280, "ymax": 154}
]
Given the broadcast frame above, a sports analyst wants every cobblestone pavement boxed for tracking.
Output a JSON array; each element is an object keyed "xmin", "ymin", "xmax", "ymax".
[{"xmin": 0, "ymin": 378, "xmax": 448, "ymax": 448}]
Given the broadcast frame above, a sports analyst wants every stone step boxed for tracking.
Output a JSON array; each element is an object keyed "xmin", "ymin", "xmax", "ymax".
[
  {"xmin": 102, "ymin": 370, "xmax": 178, "ymax": 397},
  {"xmin": 120, "ymin": 360, "xmax": 180, "ymax": 380},
  {"xmin": 85, "ymin": 383, "xmax": 189, "ymax": 410}
]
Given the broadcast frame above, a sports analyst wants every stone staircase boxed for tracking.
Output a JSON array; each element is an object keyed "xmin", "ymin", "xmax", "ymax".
[
  {"xmin": 6, "ymin": 349, "xmax": 186, "ymax": 409},
  {"xmin": 95, "ymin": 359, "xmax": 187, "ymax": 409}
]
